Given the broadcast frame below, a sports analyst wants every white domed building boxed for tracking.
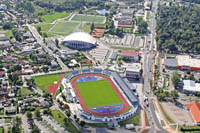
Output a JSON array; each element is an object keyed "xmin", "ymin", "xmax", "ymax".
[{"xmin": 62, "ymin": 32, "xmax": 97, "ymax": 50}]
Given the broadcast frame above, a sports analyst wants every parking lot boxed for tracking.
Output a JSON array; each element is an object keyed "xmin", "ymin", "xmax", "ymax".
[
  {"xmin": 161, "ymin": 102, "xmax": 195, "ymax": 125},
  {"xmin": 42, "ymin": 116, "xmax": 68, "ymax": 133},
  {"xmin": 100, "ymin": 34, "xmax": 144, "ymax": 48}
]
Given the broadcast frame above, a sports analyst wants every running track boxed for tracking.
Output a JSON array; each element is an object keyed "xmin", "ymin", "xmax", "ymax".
[{"xmin": 71, "ymin": 74, "xmax": 131, "ymax": 117}]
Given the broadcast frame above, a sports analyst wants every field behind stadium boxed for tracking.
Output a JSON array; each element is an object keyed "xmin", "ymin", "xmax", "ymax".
[{"xmin": 71, "ymin": 14, "xmax": 106, "ymax": 23}]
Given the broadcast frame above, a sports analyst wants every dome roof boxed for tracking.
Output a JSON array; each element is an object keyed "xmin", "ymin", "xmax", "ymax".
[{"xmin": 63, "ymin": 32, "xmax": 97, "ymax": 44}]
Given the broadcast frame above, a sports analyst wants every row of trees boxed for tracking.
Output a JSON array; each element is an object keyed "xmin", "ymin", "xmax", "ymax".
[
  {"xmin": 156, "ymin": 5, "xmax": 200, "ymax": 53},
  {"xmin": 34, "ymin": 0, "xmax": 107, "ymax": 12},
  {"xmin": 136, "ymin": 17, "xmax": 148, "ymax": 34}
]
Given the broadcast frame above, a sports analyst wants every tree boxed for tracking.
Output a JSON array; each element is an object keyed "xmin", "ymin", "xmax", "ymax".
[
  {"xmin": 80, "ymin": 120, "xmax": 86, "ymax": 128},
  {"xmin": 55, "ymin": 39, "xmax": 59, "ymax": 46},
  {"xmin": 26, "ymin": 111, "xmax": 32, "ymax": 120},
  {"xmin": 43, "ymin": 32, "xmax": 48, "ymax": 38},
  {"xmin": 170, "ymin": 90, "xmax": 179, "ymax": 101},
  {"xmin": 67, "ymin": 112, "xmax": 71, "ymax": 118},
  {"xmin": 91, "ymin": 23, "xmax": 94, "ymax": 31},
  {"xmin": 171, "ymin": 71, "xmax": 181, "ymax": 88},
  {"xmin": 63, "ymin": 104, "xmax": 70, "ymax": 110},
  {"xmin": 43, "ymin": 109, "xmax": 48, "ymax": 115},
  {"xmin": 36, "ymin": 26, "xmax": 41, "ymax": 34},
  {"xmin": 74, "ymin": 114, "xmax": 77, "ymax": 120},
  {"xmin": 35, "ymin": 109, "xmax": 40, "ymax": 118}
]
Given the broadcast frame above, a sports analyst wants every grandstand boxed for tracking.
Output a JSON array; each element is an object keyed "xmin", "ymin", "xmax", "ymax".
[{"xmin": 63, "ymin": 68, "xmax": 139, "ymax": 122}]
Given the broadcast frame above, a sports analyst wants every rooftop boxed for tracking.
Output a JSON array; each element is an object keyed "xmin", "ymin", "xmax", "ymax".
[
  {"xmin": 165, "ymin": 57, "xmax": 177, "ymax": 67},
  {"xmin": 183, "ymin": 80, "xmax": 200, "ymax": 92},
  {"xmin": 177, "ymin": 55, "xmax": 200, "ymax": 68},
  {"xmin": 63, "ymin": 32, "xmax": 97, "ymax": 44},
  {"xmin": 186, "ymin": 102, "xmax": 200, "ymax": 123}
]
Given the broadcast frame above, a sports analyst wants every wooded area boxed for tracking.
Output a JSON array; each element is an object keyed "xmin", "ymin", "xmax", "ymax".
[{"xmin": 156, "ymin": 5, "xmax": 200, "ymax": 53}]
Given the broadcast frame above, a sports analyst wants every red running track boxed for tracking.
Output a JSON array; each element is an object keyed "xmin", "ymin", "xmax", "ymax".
[
  {"xmin": 48, "ymin": 73, "xmax": 64, "ymax": 97},
  {"xmin": 71, "ymin": 74, "xmax": 131, "ymax": 117}
]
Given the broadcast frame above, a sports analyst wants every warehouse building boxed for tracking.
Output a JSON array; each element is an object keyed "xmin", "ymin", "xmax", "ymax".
[
  {"xmin": 183, "ymin": 80, "xmax": 200, "ymax": 94},
  {"xmin": 164, "ymin": 55, "xmax": 200, "ymax": 71}
]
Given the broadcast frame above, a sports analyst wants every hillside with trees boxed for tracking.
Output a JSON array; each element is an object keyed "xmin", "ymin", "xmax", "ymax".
[
  {"xmin": 156, "ymin": 5, "xmax": 200, "ymax": 53},
  {"xmin": 182, "ymin": 0, "xmax": 200, "ymax": 4}
]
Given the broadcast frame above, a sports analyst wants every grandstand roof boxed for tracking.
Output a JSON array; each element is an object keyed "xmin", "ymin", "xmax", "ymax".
[
  {"xmin": 186, "ymin": 102, "xmax": 200, "ymax": 123},
  {"xmin": 112, "ymin": 72, "xmax": 138, "ymax": 103},
  {"xmin": 63, "ymin": 32, "xmax": 97, "ymax": 44}
]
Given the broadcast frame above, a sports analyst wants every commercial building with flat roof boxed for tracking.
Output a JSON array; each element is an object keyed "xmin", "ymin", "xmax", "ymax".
[
  {"xmin": 183, "ymin": 80, "xmax": 200, "ymax": 93},
  {"xmin": 164, "ymin": 55, "xmax": 200, "ymax": 71},
  {"xmin": 125, "ymin": 63, "xmax": 141, "ymax": 79}
]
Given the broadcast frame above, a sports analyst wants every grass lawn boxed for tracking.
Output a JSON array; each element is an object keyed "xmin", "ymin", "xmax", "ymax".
[
  {"xmin": 71, "ymin": 14, "xmax": 105, "ymax": 23},
  {"xmin": 76, "ymin": 80, "xmax": 122, "ymax": 108},
  {"xmin": 51, "ymin": 110, "xmax": 80, "ymax": 133},
  {"xmin": 34, "ymin": 23, "xmax": 52, "ymax": 32},
  {"xmin": 0, "ymin": 127, "xmax": 3, "ymax": 133},
  {"xmin": 20, "ymin": 87, "xmax": 34, "ymax": 96},
  {"xmin": 5, "ymin": 30, "xmax": 13, "ymax": 38},
  {"xmin": 33, "ymin": 73, "xmax": 62, "ymax": 93},
  {"xmin": 79, "ymin": 23, "xmax": 91, "ymax": 33},
  {"xmin": 8, "ymin": 127, "xmax": 11, "ymax": 133},
  {"xmin": 41, "ymin": 12, "xmax": 69, "ymax": 23},
  {"xmin": 0, "ymin": 109, "xmax": 4, "ymax": 115},
  {"xmin": 54, "ymin": 84, "xmax": 64, "ymax": 99},
  {"xmin": 159, "ymin": 103, "xmax": 175, "ymax": 124},
  {"xmin": 50, "ymin": 22, "xmax": 79, "ymax": 35},
  {"xmin": 5, "ymin": 117, "xmax": 11, "ymax": 123},
  {"xmin": 146, "ymin": 11, "xmax": 151, "ymax": 26},
  {"xmin": 119, "ymin": 112, "xmax": 140, "ymax": 126},
  {"xmin": 86, "ymin": 123, "xmax": 108, "ymax": 128}
]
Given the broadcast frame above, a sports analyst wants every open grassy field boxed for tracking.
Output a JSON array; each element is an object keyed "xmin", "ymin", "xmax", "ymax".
[
  {"xmin": 41, "ymin": 12, "xmax": 69, "ymax": 23},
  {"xmin": 34, "ymin": 23, "xmax": 52, "ymax": 32},
  {"xmin": 50, "ymin": 22, "xmax": 79, "ymax": 35},
  {"xmin": 51, "ymin": 110, "xmax": 80, "ymax": 133},
  {"xmin": 33, "ymin": 74, "xmax": 62, "ymax": 93},
  {"xmin": 76, "ymin": 80, "xmax": 122, "ymax": 108},
  {"xmin": 71, "ymin": 14, "xmax": 105, "ymax": 23},
  {"xmin": 20, "ymin": 87, "xmax": 34, "ymax": 96},
  {"xmin": 33, "ymin": 72, "xmax": 70, "ymax": 93},
  {"xmin": 119, "ymin": 111, "xmax": 140, "ymax": 126},
  {"xmin": 79, "ymin": 23, "xmax": 91, "ymax": 33},
  {"xmin": 0, "ymin": 128, "xmax": 3, "ymax": 133}
]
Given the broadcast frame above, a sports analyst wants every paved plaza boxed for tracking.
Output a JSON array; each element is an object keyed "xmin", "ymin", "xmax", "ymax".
[{"xmin": 161, "ymin": 102, "xmax": 195, "ymax": 125}]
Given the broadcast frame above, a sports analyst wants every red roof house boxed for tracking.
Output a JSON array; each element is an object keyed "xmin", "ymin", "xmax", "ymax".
[
  {"xmin": 120, "ymin": 50, "xmax": 139, "ymax": 62},
  {"xmin": 186, "ymin": 102, "xmax": 200, "ymax": 123}
]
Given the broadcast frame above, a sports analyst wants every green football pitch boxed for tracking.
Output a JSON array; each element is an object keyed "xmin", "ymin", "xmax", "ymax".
[
  {"xmin": 76, "ymin": 80, "xmax": 122, "ymax": 108},
  {"xmin": 71, "ymin": 14, "xmax": 106, "ymax": 23},
  {"xmin": 50, "ymin": 22, "xmax": 79, "ymax": 35}
]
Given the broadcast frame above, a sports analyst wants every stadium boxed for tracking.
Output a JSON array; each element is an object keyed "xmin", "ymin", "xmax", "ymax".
[
  {"xmin": 62, "ymin": 68, "xmax": 139, "ymax": 122},
  {"xmin": 62, "ymin": 32, "xmax": 97, "ymax": 50}
]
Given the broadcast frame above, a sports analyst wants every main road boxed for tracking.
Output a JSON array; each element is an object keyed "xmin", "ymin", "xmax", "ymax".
[
  {"xmin": 27, "ymin": 24, "xmax": 69, "ymax": 71},
  {"xmin": 143, "ymin": 0, "xmax": 168, "ymax": 132}
]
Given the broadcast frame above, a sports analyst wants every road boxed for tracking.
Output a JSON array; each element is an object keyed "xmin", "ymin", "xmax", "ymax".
[
  {"xmin": 27, "ymin": 24, "xmax": 69, "ymax": 71},
  {"xmin": 143, "ymin": 0, "xmax": 168, "ymax": 132}
]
